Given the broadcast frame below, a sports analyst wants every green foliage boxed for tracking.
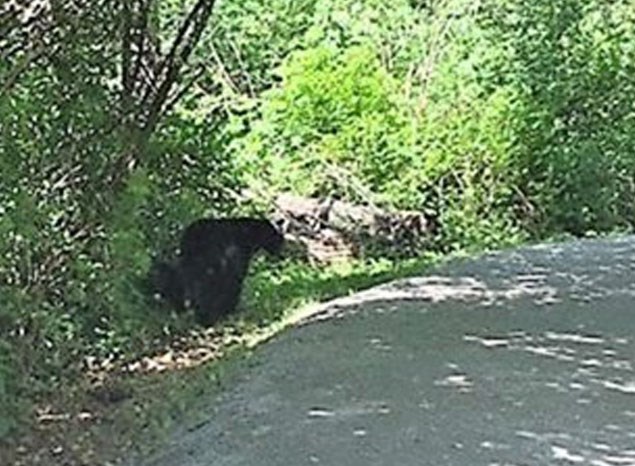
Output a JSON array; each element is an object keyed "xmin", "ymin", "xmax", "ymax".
[
  {"xmin": 239, "ymin": 44, "xmax": 414, "ymax": 200},
  {"xmin": 487, "ymin": 0, "xmax": 635, "ymax": 234},
  {"xmin": 0, "ymin": 1, "xmax": 243, "ymax": 434},
  {"xmin": 234, "ymin": 0, "xmax": 635, "ymax": 244},
  {"xmin": 235, "ymin": 1, "xmax": 525, "ymax": 247},
  {"xmin": 206, "ymin": 0, "xmax": 318, "ymax": 92}
]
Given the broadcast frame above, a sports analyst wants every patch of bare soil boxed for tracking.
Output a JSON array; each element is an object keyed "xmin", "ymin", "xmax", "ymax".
[{"xmin": 1, "ymin": 324, "xmax": 261, "ymax": 466}]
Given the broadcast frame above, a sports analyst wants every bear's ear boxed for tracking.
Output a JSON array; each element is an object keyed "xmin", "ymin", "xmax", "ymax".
[{"xmin": 260, "ymin": 220, "xmax": 284, "ymax": 256}]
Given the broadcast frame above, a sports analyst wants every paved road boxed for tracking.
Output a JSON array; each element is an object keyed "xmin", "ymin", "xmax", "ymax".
[{"xmin": 137, "ymin": 236, "xmax": 635, "ymax": 466}]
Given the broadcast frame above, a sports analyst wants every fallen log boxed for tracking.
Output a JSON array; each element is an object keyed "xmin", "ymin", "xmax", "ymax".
[{"xmin": 272, "ymin": 193, "xmax": 438, "ymax": 264}]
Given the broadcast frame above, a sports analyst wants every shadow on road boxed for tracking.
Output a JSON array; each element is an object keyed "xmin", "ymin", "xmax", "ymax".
[{"xmin": 136, "ymin": 236, "xmax": 635, "ymax": 466}]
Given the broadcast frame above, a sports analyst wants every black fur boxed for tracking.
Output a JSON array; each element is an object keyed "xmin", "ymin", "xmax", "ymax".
[{"xmin": 149, "ymin": 218, "xmax": 284, "ymax": 325}]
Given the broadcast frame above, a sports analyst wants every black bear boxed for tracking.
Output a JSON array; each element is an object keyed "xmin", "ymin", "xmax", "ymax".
[{"xmin": 149, "ymin": 217, "xmax": 284, "ymax": 325}]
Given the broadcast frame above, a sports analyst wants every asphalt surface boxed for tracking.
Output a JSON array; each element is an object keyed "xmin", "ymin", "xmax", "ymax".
[{"xmin": 136, "ymin": 236, "xmax": 635, "ymax": 466}]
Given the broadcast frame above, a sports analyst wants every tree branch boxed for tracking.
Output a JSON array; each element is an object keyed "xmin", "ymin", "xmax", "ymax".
[
  {"xmin": 1, "ymin": 43, "xmax": 47, "ymax": 97},
  {"xmin": 121, "ymin": 0, "xmax": 133, "ymax": 113},
  {"xmin": 160, "ymin": 64, "xmax": 205, "ymax": 120},
  {"xmin": 142, "ymin": 0, "xmax": 216, "ymax": 134},
  {"xmin": 130, "ymin": 0, "xmax": 152, "ymax": 94}
]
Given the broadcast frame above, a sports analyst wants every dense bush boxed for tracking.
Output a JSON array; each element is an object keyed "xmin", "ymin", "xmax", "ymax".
[
  {"xmin": 238, "ymin": 45, "xmax": 409, "ymax": 197},
  {"xmin": 0, "ymin": 1, "xmax": 243, "ymax": 425},
  {"xmin": 235, "ymin": 0, "xmax": 635, "ymax": 244},
  {"xmin": 488, "ymin": 0, "xmax": 635, "ymax": 234},
  {"xmin": 235, "ymin": 0, "xmax": 525, "ymax": 248}
]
